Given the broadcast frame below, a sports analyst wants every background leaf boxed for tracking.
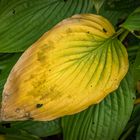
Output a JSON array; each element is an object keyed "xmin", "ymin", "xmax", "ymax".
[
  {"xmin": 98, "ymin": 0, "xmax": 140, "ymax": 27},
  {"xmin": 0, "ymin": 119, "xmax": 62, "ymax": 138},
  {"xmin": 62, "ymin": 70, "xmax": 135, "ymax": 140},
  {"xmin": 123, "ymin": 7, "xmax": 140, "ymax": 38},
  {"xmin": 0, "ymin": 134, "xmax": 41, "ymax": 140},
  {"xmin": 120, "ymin": 104, "xmax": 140, "ymax": 140},
  {"xmin": 137, "ymin": 124, "xmax": 140, "ymax": 140},
  {"xmin": 93, "ymin": 0, "xmax": 105, "ymax": 14},
  {"xmin": 132, "ymin": 46, "xmax": 140, "ymax": 82},
  {"xmin": 105, "ymin": 0, "xmax": 140, "ymax": 12},
  {"xmin": 0, "ymin": 0, "xmax": 138, "ymax": 53},
  {"xmin": 11, "ymin": 119, "xmax": 62, "ymax": 137},
  {"xmin": 0, "ymin": 0, "xmax": 95, "ymax": 52}
]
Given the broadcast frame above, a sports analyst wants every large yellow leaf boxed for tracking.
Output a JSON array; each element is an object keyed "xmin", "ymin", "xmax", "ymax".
[{"xmin": 1, "ymin": 14, "xmax": 128, "ymax": 121}]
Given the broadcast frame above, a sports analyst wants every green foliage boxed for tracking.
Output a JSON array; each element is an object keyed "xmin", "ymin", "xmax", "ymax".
[
  {"xmin": 93, "ymin": 0, "xmax": 105, "ymax": 14},
  {"xmin": 0, "ymin": 119, "xmax": 62, "ymax": 138},
  {"xmin": 105, "ymin": 0, "xmax": 140, "ymax": 12},
  {"xmin": 123, "ymin": 7, "xmax": 140, "ymax": 38},
  {"xmin": 3, "ymin": 134, "xmax": 41, "ymax": 140},
  {"xmin": 133, "ymin": 47, "xmax": 140, "ymax": 82},
  {"xmin": 0, "ymin": 0, "xmax": 94, "ymax": 52},
  {"xmin": 0, "ymin": 0, "xmax": 140, "ymax": 140},
  {"xmin": 137, "ymin": 124, "xmax": 140, "ymax": 140},
  {"xmin": 120, "ymin": 104, "xmax": 140, "ymax": 140},
  {"xmin": 11, "ymin": 120, "xmax": 62, "ymax": 137}
]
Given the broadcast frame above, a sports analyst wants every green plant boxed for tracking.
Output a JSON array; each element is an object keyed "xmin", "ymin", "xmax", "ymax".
[{"xmin": 0, "ymin": 0, "xmax": 140, "ymax": 140}]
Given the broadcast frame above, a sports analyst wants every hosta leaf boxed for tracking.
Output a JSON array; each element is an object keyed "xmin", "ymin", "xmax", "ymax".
[
  {"xmin": 0, "ymin": 0, "xmax": 94, "ymax": 52},
  {"xmin": 11, "ymin": 119, "xmax": 62, "ymax": 137},
  {"xmin": 1, "ymin": 14, "xmax": 128, "ymax": 121},
  {"xmin": 133, "ymin": 47, "xmax": 140, "ymax": 82},
  {"xmin": 120, "ymin": 104, "xmax": 140, "ymax": 140},
  {"xmin": 101, "ymin": 10, "xmax": 124, "ymax": 26},
  {"xmin": 123, "ymin": 7, "xmax": 140, "ymax": 38},
  {"xmin": 0, "ymin": 120, "xmax": 61, "ymax": 137},
  {"xmin": 137, "ymin": 124, "xmax": 140, "ymax": 140},
  {"xmin": 105, "ymin": 0, "xmax": 140, "ymax": 12},
  {"xmin": 93, "ymin": 0, "xmax": 105, "ymax": 14},
  {"xmin": 62, "ymin": 70, "xmax": 135, "ymax": 140}
]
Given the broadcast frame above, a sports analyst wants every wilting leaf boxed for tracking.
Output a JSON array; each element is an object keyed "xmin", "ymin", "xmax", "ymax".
[
  {"xmin": 1, "ymin": 14, "xmax": 128, "ymax": 121},
  {"xmin": 0, "ymin": 53, "xmax": 21, "ymax": 99},
  {"xmin": 62, "ymin": 70, "xmax": 135, "ymax": 140}
]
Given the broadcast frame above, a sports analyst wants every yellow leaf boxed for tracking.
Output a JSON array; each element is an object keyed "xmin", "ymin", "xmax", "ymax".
[{"xmin": 1, "ymin": 14, "xmax": 128, "ymax": 121}]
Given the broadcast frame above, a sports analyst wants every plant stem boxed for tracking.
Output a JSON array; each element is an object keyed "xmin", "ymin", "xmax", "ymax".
[
  {"xmin": 114, "ymin": 28, "xmax": 125, "ymax": 38},
  {"xmin": 120, "ymin": 125, "xmax": 135, "ymax": 140},
  {"xmin": 119, "ymin": 30, "xmax": 129, "ymax": 42},
  {"xmin": 113, "ymin": 28, "xmax": 129, "ymax": 42}
]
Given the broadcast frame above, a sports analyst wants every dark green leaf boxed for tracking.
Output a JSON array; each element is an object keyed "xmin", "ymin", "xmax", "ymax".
[
  {"xmin": 0, "ymin": 119, "xmax": 61, "ymax": 137},
  {"xmin": 62, "ymin": 70, "xmax": 135, "ymax": 140},
  {"xmin": 101, "ymin": 1, "xmax": 140, "ymax": 27},
  {"xmin": 11, "ymin": 119, "xmax": 62, "ymax": 137},
  {"xmin": 101, "ymin": 10, "xmax": 124, "ymax": 26},
  {"xmin": 119, "ymin": 104, "xmax": 140, "ymax": 140},
  {"xmin": 137, "ymin": 124, "xmax": 140, "ymax": 140},
  {"xmin": 127, "ymin": 45, "xmax": 140, "ymax": 64},
  {"xmin": 126, "ymin": 35, "xmax": 140, "ymax": 64},
  {"xmin": 0, "ymin": 126, "xmax": 41, "ymax": 140},
  {"xmin": 133, "ymin": 47, "xmax": 140, "ymax": 82},
  {"xmin": 105, "ymin": 0, "xmax": 140, "ymax": 12},
  {"xmin": 123, "ymin": 104, "xmax": 140, "ymax": 132},
  {"xmin": 123, "ymin": 7, "xmax": 140, "ymax": 38},
  {"xmin": 0, "ymin": 0, "xmax": 94, "ymax": 53},
  {"xmin": 99, "ymin": 1, "xmax": 130, "ymax": 26},
  {"xmin": 93, "ymin": 0, "xmax": 105, "ymax": 14},
  {"xmin": 3, "ymin": 134, "xmax": 41, "ymax": 140}
]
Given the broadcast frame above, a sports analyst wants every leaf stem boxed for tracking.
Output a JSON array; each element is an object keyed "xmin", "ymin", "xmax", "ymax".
[
  {"xmin": 119, "ymin": 30, "xmax": 129, "ymax": 42},
  {"xmin": 120, "ymin": 125, "xmax": 135, "ymax": 140},
  {"xmin": 114, "ymin": 28, "xmax": 125, "ymax": 37},
  {"xmin": 113, "ymin": 28, "xmax": 129, "ymax": 42}
]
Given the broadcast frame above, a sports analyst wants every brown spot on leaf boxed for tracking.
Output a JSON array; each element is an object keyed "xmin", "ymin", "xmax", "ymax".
[
  {"xmin": 36, "ymin": 104, "xmax": 43, "ymax": 108},
  {"xmin": 103, "ymin": 28, "xmax": 107, "ymax": 33}
]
